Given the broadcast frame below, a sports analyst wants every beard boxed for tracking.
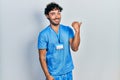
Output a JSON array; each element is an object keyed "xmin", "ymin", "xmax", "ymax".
[{"xmin": 49, "ymin": 18, "xmax": 61, "ymax": 26}]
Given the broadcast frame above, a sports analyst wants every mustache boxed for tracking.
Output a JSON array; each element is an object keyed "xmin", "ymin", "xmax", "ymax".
[{"xmin": 54, "ymin": 18, "xmax": 60, "ymax": 20}]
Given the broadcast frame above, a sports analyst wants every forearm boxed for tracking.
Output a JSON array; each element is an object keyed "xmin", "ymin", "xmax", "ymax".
[
  {"xmin": 39, "ymin": 57, "xmax": 50, "ymax": 77},
  {"xmin": 39, "ymin": 54, "xmax": 50, "ymax": 77},
  {"xmin": 71, "ymin": 32, "xmax": 80, "ymax": 51}
]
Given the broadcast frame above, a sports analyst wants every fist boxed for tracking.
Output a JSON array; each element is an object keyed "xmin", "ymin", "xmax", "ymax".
[{"xmin": 72, "ymin": 21, "xmax": 82, "ymax": 32}]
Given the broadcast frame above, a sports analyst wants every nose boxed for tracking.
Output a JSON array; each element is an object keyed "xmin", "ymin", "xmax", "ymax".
[{"xmin": 55, "ymin": 13, "xmax": 60, "ymax": 18}]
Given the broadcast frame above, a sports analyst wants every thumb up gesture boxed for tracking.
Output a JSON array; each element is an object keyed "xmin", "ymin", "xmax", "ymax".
[{"xmin": 72, "ymin": 21, "xmax": 82, "ymax": 33}]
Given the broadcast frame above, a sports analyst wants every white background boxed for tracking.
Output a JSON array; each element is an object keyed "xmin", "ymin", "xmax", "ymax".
[{"xmin": 1, "ymin": 0, "xmax": 120, "ymax": 80}]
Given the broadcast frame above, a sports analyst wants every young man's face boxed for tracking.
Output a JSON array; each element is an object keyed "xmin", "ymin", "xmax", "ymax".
[{"xmin": 46, "ymin": 9, "xmax": 61, "ymax": 26}]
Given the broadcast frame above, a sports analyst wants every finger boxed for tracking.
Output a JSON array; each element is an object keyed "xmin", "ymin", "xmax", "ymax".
[{"xmin": 79, "ymin": 22, "xmax": 82, "ymax": 25}]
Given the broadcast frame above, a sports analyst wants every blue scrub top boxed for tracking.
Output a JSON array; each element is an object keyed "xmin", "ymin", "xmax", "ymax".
[{"xmin": 38, "ymin": 24, "xmax": 74, "ymax": 76}]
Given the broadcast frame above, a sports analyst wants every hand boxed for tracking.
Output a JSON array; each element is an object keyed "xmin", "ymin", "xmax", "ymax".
[
  {"xmin": 72, "ymin": 21, "xmax": 82, "ymax": 33},
  {"xmin": 46, "ymin": 75, "xmax": 54, "ymax": 80}
]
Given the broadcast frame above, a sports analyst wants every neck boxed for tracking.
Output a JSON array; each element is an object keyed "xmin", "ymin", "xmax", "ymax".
[{"xmin": 50, "ymin": 24, "xmax": 60, "ymax": 33}]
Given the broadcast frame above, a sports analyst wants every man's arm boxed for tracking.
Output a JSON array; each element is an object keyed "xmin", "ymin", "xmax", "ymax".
[
  {"xmin": 69, "ymin": 22, "xmax": 82, "ymax": 52},
  {"xmin": 38, "ymin": 49, "xmax": 54, "ymax": 80}
]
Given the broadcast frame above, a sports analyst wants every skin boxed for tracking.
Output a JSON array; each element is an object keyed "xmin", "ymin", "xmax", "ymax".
[{"xmin": 38, "ymin": 9, "xmax": 82, "ymax": 80}]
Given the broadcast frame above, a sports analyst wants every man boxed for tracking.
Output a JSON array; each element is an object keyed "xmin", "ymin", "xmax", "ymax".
[{"xmin": 38, "ymin": 2, "xmax": 82, "ymax": 80}]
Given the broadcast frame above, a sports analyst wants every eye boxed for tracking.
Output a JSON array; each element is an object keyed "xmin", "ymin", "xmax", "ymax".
[
  {"xmin": 57, "ymin": 12, "xmax": 61, "ymax": 15},
  {"xmin": 50, "ymin": 13, "xmax": 55, "ymax": 15}
]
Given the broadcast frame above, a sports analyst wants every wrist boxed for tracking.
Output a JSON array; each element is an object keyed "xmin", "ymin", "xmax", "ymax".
[
  {"xmin": 75, "ymin": 31, "xmax": 80, "ymax": 34},
  {"xmin": 75, "ymin": 31, "xmax": 80, "ymax": 37},
  {"xmin": 46, "ymin": 74, "xmax": 51, "ymax": 77}
]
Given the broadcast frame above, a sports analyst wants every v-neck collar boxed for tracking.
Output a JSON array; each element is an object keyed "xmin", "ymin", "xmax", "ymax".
[{"xmin": 49, "ymin": 25, "xmax": 61, "ymax": 35}]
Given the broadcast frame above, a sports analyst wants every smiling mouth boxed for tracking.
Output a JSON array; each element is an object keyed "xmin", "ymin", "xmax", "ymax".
[{"xmin": 55, "ymin": 19, "xmax": 59, "ymax": 21}]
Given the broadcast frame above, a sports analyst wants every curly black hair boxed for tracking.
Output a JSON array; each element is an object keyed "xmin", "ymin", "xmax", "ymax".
[{"xmin": 44, "ymin": 2, "xmax": 63, "ymax": 15}]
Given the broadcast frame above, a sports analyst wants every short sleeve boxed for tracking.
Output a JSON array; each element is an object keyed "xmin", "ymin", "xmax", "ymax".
[
  {"xmin": 68, "ymin": 27, "xmax": 74, "ymax": 39},
  {"xmin": 38, "ymin": 32, "xmax": 47, "ymax": 49}
]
